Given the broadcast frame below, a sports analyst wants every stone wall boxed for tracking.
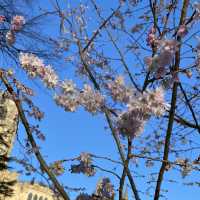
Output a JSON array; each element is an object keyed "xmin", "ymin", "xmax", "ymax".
[
  {"xmin": 0, "ymin": 172, "xmax": 61, "ymax": 200},
  {"xmin": 0, "ymin": 92, "xmax": 18, "ymax": 157}
]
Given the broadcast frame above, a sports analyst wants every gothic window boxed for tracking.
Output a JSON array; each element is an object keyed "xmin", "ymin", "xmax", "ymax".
[
  {"xmin": 39, "ymin": 196, "xmax": 43, "ymax": 200},
  {"xmin": 27, "ymin": 193, "xmax": 33, "ymax": 200},
  {"xmin": 33, "ymin": 194, "xmax": 38, "ymax": 200},
  {"xmin": 44, "ymin": 198, "xmax": 48, "ymax": 200}
]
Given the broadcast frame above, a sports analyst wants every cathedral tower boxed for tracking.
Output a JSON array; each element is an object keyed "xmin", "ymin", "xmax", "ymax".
[{"xmin": 0, "ymin": 92, "xmax": 18, "ymax": 158}]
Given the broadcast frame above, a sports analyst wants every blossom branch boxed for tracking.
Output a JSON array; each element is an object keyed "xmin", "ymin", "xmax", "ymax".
[
  {"xmin": 154, "ymin": 1, "xmax": 189, "ymax": 199},
  {"xmin": 173, "ymin": 114, "xmax": 200, "ymax": 130},
  {"xmin": 77, "ymin": 40, "xmax": 141, "ymax": 200},
  {"xmin": 92, "ymin": 165, "xmax": 121, "ymax": 180},
  {"xmin": 90, "ymin": 0, "xmax": 141, "ymax": 92}
]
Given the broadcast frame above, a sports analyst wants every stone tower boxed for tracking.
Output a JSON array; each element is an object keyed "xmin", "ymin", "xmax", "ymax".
[
  {"xmin": 0, "ymin": 92, "xmax": 18, "ymax": 158},
  {"xmin": 0, "ymin": 91, "xmax": 19, "ymax": 200}
]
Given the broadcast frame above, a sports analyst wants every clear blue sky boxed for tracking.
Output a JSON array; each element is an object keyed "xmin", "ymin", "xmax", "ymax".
[{"xmin": 8, "ymin": 0, "xmax": 200, "ymax": 200}]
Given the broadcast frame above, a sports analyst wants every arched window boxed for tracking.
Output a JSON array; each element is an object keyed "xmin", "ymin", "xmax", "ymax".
[
  {"xmin": 44, "ymin": 198, "xmax": 48, "ymax": 200},
  {"xmin": 27, "ymin": 193, "xmax": 33, "ymax": 200},
  {"xmin": 33, "ymin": 194, "xmax": 38, "ymax": 200},
  {"xmin": 39, "ymin": 196, "xmax": 43, "ymax": 200}
]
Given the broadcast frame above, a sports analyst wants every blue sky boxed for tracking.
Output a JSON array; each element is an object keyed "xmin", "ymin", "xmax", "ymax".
[{"xmin": 6, "ymin": 0, "xmax": 200, "ymax": 199}]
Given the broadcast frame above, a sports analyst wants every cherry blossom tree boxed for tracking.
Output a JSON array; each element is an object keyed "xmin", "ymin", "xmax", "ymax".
[{"xmin": 1, "ymin": 0, "xmax": 200, "ymax": 200}]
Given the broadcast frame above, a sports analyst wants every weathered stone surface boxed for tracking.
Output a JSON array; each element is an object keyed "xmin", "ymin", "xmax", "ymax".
[
  {"xmin": 0, "ymin": 92, "xmax": 18, "ymax": 157},
  {"xmin": 0, "ymin": 173, "xmax": 62, "ymax": 200}
]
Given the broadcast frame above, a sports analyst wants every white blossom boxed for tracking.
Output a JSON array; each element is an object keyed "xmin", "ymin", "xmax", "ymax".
[
  {"xmin": 19, "ymin": 53, "xmax": 45, "ymax": 77},
  {"xmin": 117, "ymin": 108, "xmax": 146, "ymax": 138},
  {"xmin": 107, "ymin": 76, "xmax": 133, "ymax": 103},
  {"xmin": 6, "ymin": 31, "xmax": 15, "ymax": 45},
  {"xmin": 54, "ymin": 93, "xmax": 79, "ymax": 112},
  {"xmin": 79, "ymin": 84, "xmax": 104, "ymax": 114},
  {"xmin": 145, "ymin": 39, "xmax": 179, "ymax": 78},
  {"xmin": 117, "ymin": 87, "xmax": 168, "ymax": 138},
  {"xmin": 11, "ymin": 15, "xmax": 25, "ymax": 31},
  {"xmin": 60, "ymin": 80, "xmax": 76, "ymax": 94},
  {"xmin": 19, "ymin": 53, "xmax": 58, "ymax": 88},
  {"xmin": 42, "ymin": 65, "xmax": 58, "ymax": 88}
]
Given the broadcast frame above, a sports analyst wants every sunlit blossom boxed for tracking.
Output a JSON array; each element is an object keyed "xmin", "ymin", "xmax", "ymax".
[
  {"xmin": 146, "ymin": 26, "xmax": 156, "ymax": 46},
  {"xmin": 6, "ymin": 31, "xmax": 15, "ymax": 45},
  {"xmin": 117, "ymin": 87, "xmax": 168, "ymax": 138},
  {"xmin": 177, "ymin": 25, "xmax": 188, "ymax": 37},
  {"xmin": 145, "ymin": 39, "xmax": 179, "ymax": 78},
  {"xmin": 19, "ymin": 53, "xmax": 58, "ymax": 88},
  {"xmin": 11, "ymin": 15, "xmax": 25, "ymax": 31},
  {"xmin": 107, "ymin": 76, "xmax": 133, "ymax": 103},
  {"xmin": 79, "ymin": 84, "xmax": 104, "ymax": 114}
]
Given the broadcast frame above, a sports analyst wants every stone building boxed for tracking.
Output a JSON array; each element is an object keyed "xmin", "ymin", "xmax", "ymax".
[{"xmin": 0, "ymin": 92, "xmax": 61, "ymax": 200}]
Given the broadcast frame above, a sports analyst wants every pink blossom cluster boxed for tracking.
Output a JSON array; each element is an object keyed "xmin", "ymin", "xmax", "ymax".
[
  {"xmin": 145, "ymin": 39, "xmax": 179, "ymax": 78},
  {"xmin": 106, "ymin": 75, "xmax": 168, "ymax": 138},
  {"xmin": 6, "ymin": 31, "xmax": 15, "ymax": 45},
  {"xmin": 0, "ymin": 15, "xmax": 6, "ymax": 23},
  {"xmin": 71, "ymin": 153, "xmax": 96, "ymax": 176},
  {"xmin": 19, "ymin": 51, "xmax": 106, "ymax": 114},
  {"xmin": 19, "ymin": 53, "xmax": 58, "ymax": 88},
  {"xmin": 107, "ymin": 76, "xmax": 133, "ymax": 103},
  {"xmin": 117, "ymin": 87, "xmax": 168, "ymax": 138},
  {"xmin": 177, "ymin": 25, "xmax": 188, "ymax": 37},
  {"xmin": 117, "ymin": 108, "xmax": 146, "ymax": 138},
  {"xmin": 54, "ymin": 94, "xmax": 78, "ymax": 112},
  {"xmin": 54, "ymin": 80, "xmax": 79, "ymax": 112},
  {"xmin": 146, "ymin": 26, "xmax": 156, "ymax": 46},
  {"xmin": 19, "ymin": 53, "xmax": 44, "ymax": 77},
  {"xmin": 137, "ymin": 87, "xmax": 168, "ymax": 117},
  {"xmin": 11, "ymin": 15, "xmax": 25, "ymax": 31},
  {"xmin": 54, "ymin": 80, "xmax": 79, "ymax": 111},
  {"xmin": 6, "ymin": 15, "xmax": 25, "ymax": 45},
  {"xmin": 19, "ymin": 53, "xmax": 104, "ymax": 113},
  {"xmin": 79, "ymin": 84, "xmax": 104, "ymax": 114},
  {"xmin": 55, "ymin": 81, "xmax": 104, "ymax": 113},
  {"xmin": 42, "ymin": 65, "xmax": 59, "ymax": 88}
]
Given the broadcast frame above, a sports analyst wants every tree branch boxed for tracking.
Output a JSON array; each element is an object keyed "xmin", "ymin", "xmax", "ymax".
[
  {"xmin": 0, "ymin": 70, "xmax": 71, "ymax": 200},
  {"xmin": 179, "ymin": 82, "xmax": 200, "ymax": 134},
  {"xmin": 153, "ymin": 1, "xmax": 189, "ymax": 199},
  {"xmin": 119, "ymin": 138, "xmax": 132, "ymax": 200},
  {"xmin": 78, "ymin": 41, "xmax": 141, "ymax": 200}
]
